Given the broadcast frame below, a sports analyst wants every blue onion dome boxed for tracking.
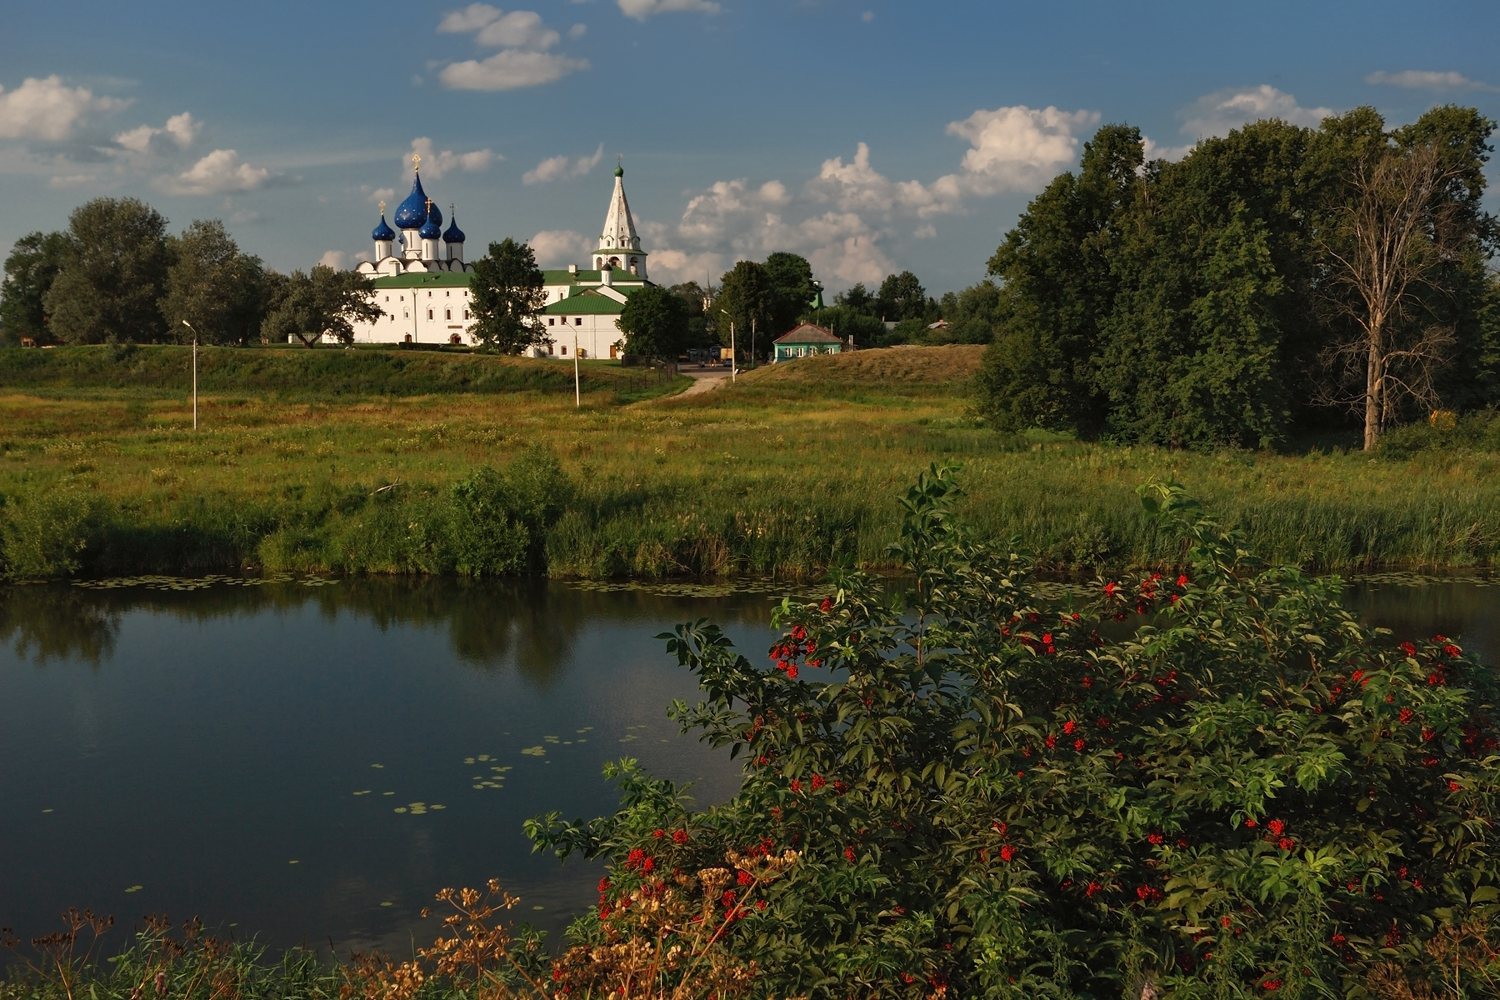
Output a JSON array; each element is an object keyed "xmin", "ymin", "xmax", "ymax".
[
  {"xmin": 372, "ymin": 214, "xmax": 396, "ymax": 242},
  {"xmin": 394, "ymin": 172, "xmax": 431, "ymax": 229},
  {"xmin": 419, "ymin": 215, "xmax": 442, "ymax": 240},
  {"xmin": 443, "ymin": 210, "xmax": 465, "ymax": 244}
]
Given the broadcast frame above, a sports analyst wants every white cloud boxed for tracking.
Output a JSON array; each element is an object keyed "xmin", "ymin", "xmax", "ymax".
[
  {"xmin": 476, "ymin": 10, "xmax": 561, "ymax": 49},
  {"xmin": 811, "ymin": 106, "xmax": 1098, "ymax": 222},
  {"xmin": 913, "ymin": 223, "xmax": 937, "ymax": 240},
  {"xmin": 407, "ymin": 137, "xmax": 498, "ymax": 179},
  {"xmin": 318, "ymin": 250, "xmax": 348, "ymax": 269},
  {"xmin": 115, "ymin": 111, "xmax": 200, "ymax": 155},
  {"xmin": 49, "ymin": 172, "xmax": 97, "ymax": 189},
  {"xmin": 1179, "ymin": 85, "xmax": 1333, "ymax": 140},
  {"xmin": 528, "ymin": 228, "xmax": 588, "ymax": 266},
  {"xmin": 369, "ymin": 186, "xmax": 397, "ymax": 206},
  {"xmin": 439, "ymin": 50, "xmax": 589, "ymax": 90},
  {"xmin": 524, "ymin": 143, "xmax": 604, "ymax": 184},
  {"xmin": 168, "ymin": 149, "xmax": 272, "ymax": 194},
  {"xmin": 861, "ymin": 10, "xmax": 875, "ymax": 22},
  {"xmin": 618, "ymin": 0, "xmax": 720, "ymax": 19},
  {"xmin": 568, "ymin": 24, "xmax": 588, "ymax": 39},
  {"xmin": 0, "ymin": 75, "xmax": 130, "ymax": 141},
  {"xmin": 1365, "ymin": 69, "xmax": 1498, "ymax": 92},
  {"xmin": 438, "ymin": 3, "xmax": 506, "ymax": 33},
  {"xmin": 436, "ymin": 7, "xmax": 586, "ymax": 90}
]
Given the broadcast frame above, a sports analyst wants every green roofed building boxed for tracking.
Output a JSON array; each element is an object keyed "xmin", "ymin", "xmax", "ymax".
[
  {"xmin": 772, "ymin": 323, "xmax": 845, "ymax": 363},
  {"xmin": 347, "ymin": 157, "xmax": 650, "ymax": 357}
]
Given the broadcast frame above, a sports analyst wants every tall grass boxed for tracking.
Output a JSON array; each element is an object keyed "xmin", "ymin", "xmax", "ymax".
[{"xmin": 1, "ymin": 345, "xmax": 1496, "ymax": 580}]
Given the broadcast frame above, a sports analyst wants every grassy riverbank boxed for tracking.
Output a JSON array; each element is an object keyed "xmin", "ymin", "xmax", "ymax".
[{"xmin": 0, "ymin": 343, "xmax": 1496, "ymax": 579}]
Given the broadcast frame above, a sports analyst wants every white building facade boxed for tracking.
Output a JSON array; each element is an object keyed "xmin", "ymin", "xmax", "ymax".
[{"xmin": 347, "ymin": 157, "xmax": 650, "ymax": 358}]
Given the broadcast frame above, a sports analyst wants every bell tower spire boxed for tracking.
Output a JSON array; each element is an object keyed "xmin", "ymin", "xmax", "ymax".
[{"xmin": 593, "ymin": 160, "xmax": 647, "ymax": 280}]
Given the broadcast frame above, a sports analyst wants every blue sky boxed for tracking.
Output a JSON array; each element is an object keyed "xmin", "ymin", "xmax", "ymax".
[{"xmin": 2, "ymin": 0, "xmax": 1497, "ymax": 296}]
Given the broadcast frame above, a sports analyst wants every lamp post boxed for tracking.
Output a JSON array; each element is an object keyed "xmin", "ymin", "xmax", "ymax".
[
  {"xmin": 180, "ymin": 320, "xmax": 199, "ymax": 430},
  {"xmin": 573, "ymin": 325, "xmax": 581, "ymax": 408},
  {"xmin": 718, "ymin": 309, "xmax": 736, "ymax": 383}
]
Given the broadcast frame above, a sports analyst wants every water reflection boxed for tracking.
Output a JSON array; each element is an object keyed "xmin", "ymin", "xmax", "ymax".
[{"xmin": 0, "ymin": 576, "xmax": 782, "ymax": 963}]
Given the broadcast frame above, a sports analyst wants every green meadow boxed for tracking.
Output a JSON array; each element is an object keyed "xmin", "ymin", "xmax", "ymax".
[{"xmin": 0, "ymin": 343, "xmax": 1496, "ymax": 580}]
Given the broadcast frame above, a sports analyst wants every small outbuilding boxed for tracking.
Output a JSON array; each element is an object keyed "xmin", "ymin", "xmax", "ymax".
[{"xmin": 772, "ymin": 323, "xmax": 845, "ymax": 363}]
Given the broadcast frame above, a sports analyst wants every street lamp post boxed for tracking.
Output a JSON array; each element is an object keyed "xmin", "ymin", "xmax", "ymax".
[
  {"xmin": 573, "ymin": 325, "xmax": 581, "ymax": 408},
  {"xmin": 180, "ymin": 320, "xmax": 199, "ymax": 430},
  {"xmin": 718, "ymin": 309, "xmax": 736, "ymax": 383}
]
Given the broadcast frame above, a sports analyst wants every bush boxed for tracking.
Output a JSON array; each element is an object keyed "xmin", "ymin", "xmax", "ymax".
[
  {"xmin": 530, "ymin": 468, "xmax": 1500, "ymax": 998},
  {"xmin": 444, "ymin": 448, "xmax": 570, "ymax": 576},
  {"xmin": 0, "ymin": 483, "xmax": 100, "ymax": 579}
]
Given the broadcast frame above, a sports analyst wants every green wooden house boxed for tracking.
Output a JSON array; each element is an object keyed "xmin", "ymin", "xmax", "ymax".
[{"xmin": 772, "ymin": 323, "xmax": 845, "ymax": 363}]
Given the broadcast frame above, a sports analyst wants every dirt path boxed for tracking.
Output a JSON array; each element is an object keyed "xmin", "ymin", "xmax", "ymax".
[{"xmin": 677, "ymin": 367, "xmax": 733, "ymax": 396}]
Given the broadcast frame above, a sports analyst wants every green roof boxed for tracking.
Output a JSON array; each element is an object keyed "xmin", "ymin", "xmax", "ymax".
[
  {"xmin": 369, "ymin": 271, "xmax": 473, "ymax": 289},
  {"xmin": 541, "ymin": 268, "xmax": 649, "ymax": 286},
  {"xmin": 542, "ymin": 289, "xmax": 627, "ymax": 316}
]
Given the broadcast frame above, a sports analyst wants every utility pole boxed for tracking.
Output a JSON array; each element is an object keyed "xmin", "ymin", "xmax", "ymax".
[{"xmin": 181, "ymin": 320, "xmax": 199, "ymax": 430}]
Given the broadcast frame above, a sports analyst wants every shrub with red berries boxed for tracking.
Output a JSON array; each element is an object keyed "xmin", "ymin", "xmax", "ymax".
[{"xmin": 530, "ymin": 470, "xmax": 1500, "ymax": 998}]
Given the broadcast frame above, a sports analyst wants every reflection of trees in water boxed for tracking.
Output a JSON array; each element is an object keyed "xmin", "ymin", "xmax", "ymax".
[
  {"xmin": 1344, "ymin": 581, "xmax": 1499, "ymax": 665},
  {"xmin": 0, "ymin": 576, "xmax": 779, "ymax": 683},
  {"xmin": 0, "ymin": 583, "xmax": 121, "ymax": 665}
]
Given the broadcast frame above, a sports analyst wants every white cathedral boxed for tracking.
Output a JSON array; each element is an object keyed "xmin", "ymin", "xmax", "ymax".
[{"xmin": 349, "ymin": 154, "xmax": 650, "ymax": 359}]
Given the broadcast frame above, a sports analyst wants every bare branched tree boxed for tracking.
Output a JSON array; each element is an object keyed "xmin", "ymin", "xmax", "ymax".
[{"xmin": 1318, "ymin": 143, "xmax": 1466, "ymax": 449}]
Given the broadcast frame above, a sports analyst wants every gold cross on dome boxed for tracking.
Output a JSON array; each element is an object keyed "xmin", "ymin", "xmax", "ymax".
[
  {"xmin": 378, "ymin": 199, "xmax": 386, "ymax": 214},
  {"xmin": 412, "ymin": 152, "xmax": 421, "ymax": 173},
  {"xmin": 425, "ymin": 197, "xmax": 433, "ymax": 214}
]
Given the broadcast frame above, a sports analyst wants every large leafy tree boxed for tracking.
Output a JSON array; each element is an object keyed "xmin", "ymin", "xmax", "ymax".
[
  {"xmin": 469, "ymin": 238, "xmax": 547, "ymax": 354},
  {"xmin": 161, "ymin": 219, "xmax": 269, "ymax": 345},
  {"xmin": 618, "ymin": 284, "xmax": 689, "ymax": 363},
  {"xmin": 979, "ymin": 124, "xmax": 1144, "ymax": 435},
  {"xmin": 0, "ymin": 231, "xmax": 69, "ymax": 345},
  {"xmin": 875, "ymin": 270, "xmax": 930, "ymax": 322},
  {"xmin": 762, "ymin": 251, "xmax": 817, "ymax": 337},
  {"xmin": 260, "ymin": 266, "xmax": 379, "ymax": 347},
  {"xmin": 716, "ymin": 260, "xmax": 772, "ymax": 363},
  {"xmin": 45, "ymin": 197, "xmax": 172, "ymax": 344}
]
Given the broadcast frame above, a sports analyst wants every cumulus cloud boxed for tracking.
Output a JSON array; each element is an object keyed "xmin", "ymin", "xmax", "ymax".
[
  {"xmin": 524, "ymin": 143, "xmax": 605, "ymax": 184},
  {"xmin": 440, "ymin": 49, "xmax": 589, "ymax": 90},
  {"xmin": 1179, "ymin": 85, "xmax": 1333, "ymax": 140},
  {"xmin": 436, "ymin": 6, "xmax": 587, "ymax": 90},
  {"xmin": 0, "ymin": 75, "xmax": 130, "ymax": 141},
  {"xmin": 528, "ymin": 228, "xmax": 588, "ymax": 266},
  {"xmin": 618, "ymin": 0, "xmax": 720, "ymax": 19},
  {"xmin": 811, "ymin": 106, "xmax": 1098, "ymax": 221},
  {"xmin": 1365, "ymin": 69, "xmax": 1498, "ymax": 92},
  {"xmin": 407, "ymin": 137, "xmax": 498, "ymax": 179},
  {"xmin": 115, "ymin": 111, "xmax": 200, "ymax": 155},
  {"xmin": 168, "ymin": 149, "xmax": 273, "ymax": 194},
  {"xmin": 317, "ymin": 250, "xmax": 348, "ymax": 269}
]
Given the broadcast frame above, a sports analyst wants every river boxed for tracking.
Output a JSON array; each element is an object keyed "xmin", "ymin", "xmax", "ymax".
[{"xmin": 0, "ymin": 573, "xmax": 1494, "ymax": 962}]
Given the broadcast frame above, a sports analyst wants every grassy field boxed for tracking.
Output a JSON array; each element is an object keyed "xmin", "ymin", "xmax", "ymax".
[{"xmin": 0, "ymin": 343, "xmax": 1496, "ymax": 579}]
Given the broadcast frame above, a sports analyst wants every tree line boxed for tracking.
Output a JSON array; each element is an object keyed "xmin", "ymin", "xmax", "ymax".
[
  {"xmin": 976, "ymin": 104, "xmax": 1500, "ymax": 450},
  {"xmin": 0, "ymin": 197, "xmax": 382, "ymax": 348}
]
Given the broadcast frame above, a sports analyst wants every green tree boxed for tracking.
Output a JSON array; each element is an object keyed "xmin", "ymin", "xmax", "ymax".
[
  {"xmin": 618, "ymin": 284, "xmax": 689, "ymax": 363},
  {"xmin": 716, "ymin": 260, "xmax": 772, "ymax": 363},
  {"xmin": 45, "ymin": 197, "xmax": 172, "ymax": 344},
  {"xmin": 979, "ymin": 124, "xmax": 1144, "ymax": 434},
  {"xmin": 469, "ymin": 238, "xmax": 547, "ymax": 354},
  {"xmin": 934, "ymin": 280, "xmax": 1003, "ymax": 344},
  {"xmin": 762, "ymin": 251, "xmax": 817, "ymax": 337},
  {"xmin": 875, "ymin": 270, "xmax": 929, "ymax": 322},
  {"xmin": 260, "ymin": 266, "xmax": 379, "ymax": 347},
  {"xmin": 160, "ymin": 219, "xmax": 268, "ymax": 345},
  {"xmin": 809, "ymin": 304, "xmax": 885, "ymax": 349},
  {"xmin": 835, "ymin": 282, "xmax": 875, "ymax": 315},
  {"xmin": 667, "ymin": 280, "xmax": 714, "ymax": 349},
  {"xmin": 0, "ymin": 230, "xmax": 69, "ymax": 345}
]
